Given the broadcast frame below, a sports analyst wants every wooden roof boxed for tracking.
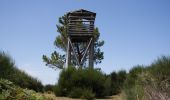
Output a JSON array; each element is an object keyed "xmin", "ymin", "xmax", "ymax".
[{"xmin": 67, "ymin": 9, "xmax": 96, "ymax": 17}]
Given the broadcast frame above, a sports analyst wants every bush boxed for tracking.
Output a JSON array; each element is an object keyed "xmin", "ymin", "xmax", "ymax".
[
  {"xmin": 0, "ymin": 79, "xmax": 48, "ymax": 100},
  {"xmin": 108, "ymin": 70, "xmax": 127, "ymax": 95},
  {"xmin": 0, "ymin": 51, "xmax": 43, "ymax": 92},
  {"xmin": 68, "ymin": 87, "xmax": 83, "ymax": 98},
  {"xmin": 44, "ymin": 84, "xmax": 54, "ymax": 93},
  {"xmin": 123, "ymin": 66, "xmax": 146, "ymax": 100},
  {"xmin": 54, "ymin": 66, "xmax": 107, "ymax": 98},
  {"xmin": 123, "ymin": 56, "xmax": 170, "ymax": 100},
  {"xmin": 68, "ymin": 87, "xmax": 95, "ymax": 100},
  {"xmin": 81, "ymin": 88, "xmax": 95, "ymax": 100},
  {"xmin": 149, "ymin": 56, "xmax": 170, "ymax": 83}
]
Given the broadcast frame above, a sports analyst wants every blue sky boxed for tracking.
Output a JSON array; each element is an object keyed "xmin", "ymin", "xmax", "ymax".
[{"xmin": 0, "ymin": 0, "xmax": 170, "ymax": 85}]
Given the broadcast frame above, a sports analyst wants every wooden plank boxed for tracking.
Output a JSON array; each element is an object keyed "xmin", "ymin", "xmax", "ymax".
[
  {"xmin": 68, "ymin": 23, "xmax": 94, "ymax": 25},
  {"xmin": 69, "ymin": 20, "xmax": 94, "ymax": 22},
  {"xmin": 68, "ymin": 24, "xmax": 94, "ymax": 26},
  {"xmin": 69, "ymin": 15, "xmax": 95, "ymax": 18},
  {"xmin": 68, "ymin": 16, "xmax": 95, "ymax": 19},
  {"xmin": 68, "ymin": 27, "xmax": 94, "ymax": 30},
  {"xmin": 68, "ymin": 30, "xmax": 94, "ymax": 32},
  {"xmin": 68, "ymin": 25, "xmax": 94, "ymax": 28},
  {"xmin": 68, "ymin": 32, "xmax": 93, "ymax": 34},
  {"xmin": 68, "ymin": 28, "xmax": 93, "ymax": 30},
  {"xmin": 69, "ymin": 24, "xmax": 93, "ymax": 27},
  {"xmin": 68, "ymin": 31, "xmax": 94, "ymax": 34},
  {"xmin": 68, "ymin": 25, "xmax": 94, "ymax": 27},
  {"xmin": 68, "ymin": 29, "xmax": 94, "ymax": 32},
  {"xmin": 68, "ymin": 26, "xmax": 94, "ymax": 28}
]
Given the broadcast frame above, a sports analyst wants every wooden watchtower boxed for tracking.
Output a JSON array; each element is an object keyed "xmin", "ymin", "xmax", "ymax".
[{"xmin": 66, "ymin": 9, "xmax": 96, "ymax": 68}]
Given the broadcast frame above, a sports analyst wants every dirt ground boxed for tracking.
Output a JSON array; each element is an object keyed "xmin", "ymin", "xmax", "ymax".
[{"xmin": 43, "ymin": 93, "xmax": 122, "ymax": 100}]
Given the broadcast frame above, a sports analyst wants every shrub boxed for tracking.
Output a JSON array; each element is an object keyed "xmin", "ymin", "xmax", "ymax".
[
  {"xmin": 0, "ymin": 52, "xmax": 15, "ymax": 79},
  {"xmin": 81, "ymin": 88, "xmax": 95, "ymax": 100},
  {"xmin": 149, "ymin": 56, "xmax": 170, "ymax": 83},
  {"xmin": 53, "ymin": 84, "xmax": 63, "ymax": 96},
  {"xmin": 123, "ymin": 66, "xmax": 146, "ymax": 100},
  {"xmin": 123, "ymin": 56, "xmax": 170, "ymax": 100},
  {"xmin": 68, "ymin": 87, "xmax": 83, "ymax": 98},
  {"xmin": 44, "ymin": 84, "xmax": 54, "ymax": 93},
  {"xmin": 103, "ymin": 76, "xmax": 112, "ymax": 96},
  {"xmin": 54, "ymin": 66, "xmax": 107, "ymax": 98},
  {"xmin": 0, "ymin": 51, "xmax": 43, "ymax": 92},
  {"xmin": 108, "ymin": 70, "xmax": 127, "ymax": 95},
  {"xmin": 68, "ymin": 87, "xmax": 95, "ymax": 100},
  {"xmin": 0, "ymin": 79, "xmax": 48, "ymax": 100}
]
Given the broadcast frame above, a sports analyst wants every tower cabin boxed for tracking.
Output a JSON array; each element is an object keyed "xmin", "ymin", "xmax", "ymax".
[
  {"xmin": 66, "ymin": 9, "xmax": 96, "ymax": 68},
  {"xmin": 67, "ymin": 9, "xmax": 96, "ymax": 42}
]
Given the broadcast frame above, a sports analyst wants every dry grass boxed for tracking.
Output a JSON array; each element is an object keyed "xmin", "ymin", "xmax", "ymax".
[{"xmin": 43, "ymin": 93, "xmax": 123, "ymax": 100}]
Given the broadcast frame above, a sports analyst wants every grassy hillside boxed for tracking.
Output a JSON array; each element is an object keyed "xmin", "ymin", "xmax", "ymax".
[
  {"xmin": 0, "ymin": 51, "xmax": 43, "ymax": 92},
  {"xmin": 0, "ymin": 78, "xmax": 53, "ymax": 100},
  {"xmin": 123, "ymin": 56, "xmax": 170, "ymax": 100}
]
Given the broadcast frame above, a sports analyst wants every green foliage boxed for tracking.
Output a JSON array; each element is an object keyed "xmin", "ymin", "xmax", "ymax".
[
  {"xmin": 123, "ymin": 66, "xmax": 145, "ymax": 100},
  {"xmin": 0, "ymin": 79, "xmax": 49, "ymax": 100},
  {"xmin": 54, "ymin": 66, "xmax": 108, "ymax": 98},
  {"xmin": 123, "ymin": 56, "xmax": 170, "ymax": 100},
  {"xmin": 0, "ymin": 52, "xmax": 14, "ymax": 79},
  {"xmin": 44, "ymin": 84, "xmax": 54, "ymax": 93},
  {"xmin": 149, "ymin": 56, "xmax": 170, "ymax": 83},
  {"xmin": 0, "ymin": 51, "xmax": 43, "ymax": 92},
  {"xmin": 103, "ymin": 76, "xmax": 112, "ymax": 96},
  {"xmin": 81, "ymin": 88, "xmax": 95, "ymax": 100},
  {"xmin": 68, "ymin": 87, "xmax": 95, "ymax": 100},
  {"xmin": 68, "ymin": 87, "xmax": 84, "ymax": 98},
  {"xmin": 54, "ymin": 66, "xmax": 127, "ymax": 99},
  {"xmin": 42, "ymin": 51, "xmax": 65, "ymax": 69},
  {"xmin": 108, "ymin": 70, "xmax": 127, "ymax": 95}
]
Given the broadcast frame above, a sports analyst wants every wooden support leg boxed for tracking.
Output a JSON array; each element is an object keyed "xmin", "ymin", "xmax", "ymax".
[
  {"xmin": 66, "ymin": 38, "xmax": 71, "ymax": 68},
  {"xmin": 89, "ymin": 38, "xmax": 94, "ymax": 68}
]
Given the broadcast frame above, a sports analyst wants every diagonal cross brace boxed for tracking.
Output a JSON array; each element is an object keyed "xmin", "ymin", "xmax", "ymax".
[
  {"xmin": 80, "ymin": 38, "xmax": 92, "ymax": 65},
  {"xmin": 68, "ymin": 37, "xmax": 93, "ymax": 67},
  {"xmin": 68, "ymin": 38, "xmax": 81, "ymax": 66}
]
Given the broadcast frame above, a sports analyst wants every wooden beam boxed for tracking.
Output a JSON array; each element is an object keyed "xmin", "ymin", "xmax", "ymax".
[
  {"xmin": 69, "ymin": 20, "xmax": 94, "ymax": 22},
  {"xmin": 68, "ymin": 29, "xmax": 94, "ymax": 32},
  {"xmin": 66, "ymin": 38, "xmax": 71, "ymax": 67},
  {"xmin": 68, "ymin": 38, "xmax": 81, "ymax": 66},
  {"xmin": 89, "ymin": 38, "xmax": 94, "ymax": 68},
  {"xmin": 68, "ymin": 26, "xmax": 94, "ymax": 29}
]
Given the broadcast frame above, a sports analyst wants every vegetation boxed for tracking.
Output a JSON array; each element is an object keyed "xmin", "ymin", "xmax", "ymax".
[
  {"xmin": 109, "ymin": 70, "xmax": 127, "ymax": 95},
  {"xmin": 1, "ymin": 49, "xmax": 170, "ymax": 100},
  {"xmin": 52, "ymin": 56, "xmax": 170, "ymax": 99},
  {"xmin": 44, "ymin": 84, "xmax": 54, "ymax": 93},
  {"xmin": 54, "ymin": 66, "xmax": 104, "ymax": 99},
  {"xmin": 0, "ymin": 51, "xmax": 43, "ymax": 92},
  {"xmin": 123, "ymin": 56, "xmax": 170, "ymax": 100},
  {"xmin": 53, "ymin": 66, "xmax": 126, "ymax": 99},
  {"xmin": 0, "ymin": 79, "xmax": 52, "ymax": 100},
  {"xmin": 42, "ymin": 15, "xmax": 104, "ymax": 69}
]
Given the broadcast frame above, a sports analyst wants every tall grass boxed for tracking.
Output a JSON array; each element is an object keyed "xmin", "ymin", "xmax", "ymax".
[{"xmin": 123, "ymin": 56, "xmax": 170, "ymax": 100}]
